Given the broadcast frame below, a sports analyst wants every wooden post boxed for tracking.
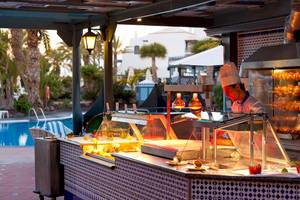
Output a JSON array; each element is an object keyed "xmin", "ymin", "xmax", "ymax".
[
  {"xmin": 57, "ymin": 24, "xmax": 83, "ymax": 135},
  {"xmin": 72, "ymin": 25, "xmax": 83, "ymax": 135},
  {"xmin": 102, "ymin": 24, "xmax": 116, "ymax": 111},
  {"xmin": 167, "ymin": 91, "xmax": 171, "ymax": 139}
]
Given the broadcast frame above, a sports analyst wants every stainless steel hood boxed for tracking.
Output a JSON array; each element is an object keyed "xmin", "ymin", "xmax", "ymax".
[
  {"xmin": 241, "ymin": 43, "xmax": 300, "ymax": 70},
  {"xmin": 241, "ymin": 1, "xmax": 300, "ymax": 70}
]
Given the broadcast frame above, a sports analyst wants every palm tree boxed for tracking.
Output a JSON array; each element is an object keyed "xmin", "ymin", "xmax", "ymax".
[
  {"xmin": 56, "ymin": 42, "xmax": 73, "ymax": 71},
  {"xmin": 0, "ymin": 30, "xmax": 16, "ymax": 108},
  {"xmin": 112, "ymin": 36, "xmax": 122, "ymax": 75},
  {"xmin": 25, "ymin": 29, "xmax": 46, "ymax": 106},
  {"xmin": 139, "ymin": 42, "xmax": 167, "ymax": 82},
  {"xmin": 89, "ymin": 36, "xmax": 103, "ymax": 67},
  {"xmin": 10, "ymin": 29, "xmax": 51, "ymax": 107}
]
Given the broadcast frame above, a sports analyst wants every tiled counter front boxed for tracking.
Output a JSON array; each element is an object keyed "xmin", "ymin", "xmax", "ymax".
[
  {"xmin": 191, "ymin": 179, "xmax": 299, "ymax": 200},
  {"xmin": 60, "ymin": 141, "xmax": 189, "ymax": 200},
  {"xmin": 60, "ymin": 140, "xmax": 300, "ymax": 200}
]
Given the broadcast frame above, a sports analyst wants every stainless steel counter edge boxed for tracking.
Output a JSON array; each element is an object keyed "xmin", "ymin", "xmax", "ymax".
[
  {"xmin": 80, "ymin": 155, "xmax": 116, "ymax": 169},
  {"xmin": 58, "ymin": 138, "xmax": 81, "ymax": 146},
  {"xmin": 113, "ymin": 152, "xmax": 300, "ymax": 183}
]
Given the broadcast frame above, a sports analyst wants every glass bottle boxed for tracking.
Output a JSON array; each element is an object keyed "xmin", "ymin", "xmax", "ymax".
[
  {"xmin": 172, "ymin": 93, "xmax": 185, "ymax": 109},
  {"xmin": 189, "ymin": 93, "xmax": 202, "ymax": 116}
]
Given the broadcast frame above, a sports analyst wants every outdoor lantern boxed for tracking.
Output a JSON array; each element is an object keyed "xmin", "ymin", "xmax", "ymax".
[{"xmin": 82, "ymin": 27, "xmax": 97, "ymax": 54}]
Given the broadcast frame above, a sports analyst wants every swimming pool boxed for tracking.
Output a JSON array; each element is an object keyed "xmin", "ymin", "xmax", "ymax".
[{"xmin": 0, "ymin": 118, "xmax": 72, "ymax": 147}]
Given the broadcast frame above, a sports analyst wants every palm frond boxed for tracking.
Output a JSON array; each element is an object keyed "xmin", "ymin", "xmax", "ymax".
[{"xmin": 39, "ymin": 30, "xmax": 51, "ymax": 52}]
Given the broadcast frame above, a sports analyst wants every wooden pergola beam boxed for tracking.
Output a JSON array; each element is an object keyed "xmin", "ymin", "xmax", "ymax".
[
  {"xmin": 206, "ymin": 16, "xmax": 286, "ymax": 35},
  {"xmin": 119, "ymin": 15, "xmax": 213, "ymax": 27},
  {"xmin": 206, "ymin": 0, "xmax": 290, "ymax": 35},
  {"xmin": 0, "ymin": 9, "xmax": 107, "ymax": 29},
  {"xmin": 109, "ymin": 0, "xmax": 215, "ymax": 23}
]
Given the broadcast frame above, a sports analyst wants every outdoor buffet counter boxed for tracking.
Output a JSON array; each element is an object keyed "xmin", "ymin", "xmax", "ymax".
[{"xmin": 59, "ymin": 139, "xmax": 300, "ymax": 200}]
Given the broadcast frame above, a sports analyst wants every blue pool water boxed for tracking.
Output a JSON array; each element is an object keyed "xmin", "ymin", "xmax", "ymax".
[{"xmin": 0, "ymin": 118, "xmax": 72, "ymax": 147}]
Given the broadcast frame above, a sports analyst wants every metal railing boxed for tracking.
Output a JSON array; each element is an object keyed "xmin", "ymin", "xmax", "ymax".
[
  {"xmin": 29, "ymin": 107, "xmax": 47, "ymax": 121},
  {"xmin": 38, "ymin": 107, "xmax": 46, "ymax": 120}
]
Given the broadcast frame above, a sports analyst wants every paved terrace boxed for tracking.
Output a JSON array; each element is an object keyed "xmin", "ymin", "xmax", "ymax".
[{"xmin": 0, "ymin": 147, "xmax": 64, "ymax": 200}]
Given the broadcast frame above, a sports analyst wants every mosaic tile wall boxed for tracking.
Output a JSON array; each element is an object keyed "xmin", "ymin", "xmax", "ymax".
[
  {"xmin": 60, "ymin": 141, "xmax": 189, "ymax": 200},
  {"xmin": 191, "ymin": 179, "xmax": 300, "ymax": 200},
  {"xmin": 237, "ymin": 28, "xmax": 284, "ymax": 67}
]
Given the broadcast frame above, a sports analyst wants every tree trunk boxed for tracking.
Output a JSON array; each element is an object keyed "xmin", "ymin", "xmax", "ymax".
[
  {"xmin": 0, "ymin": 64, "xmax": 14, "ymax": 109},
  {"xmin": 83, "ymin": 53, "xmax": 90, "ymax": 66},
  {"xmin": 11, "ymin": 29, "xmax": 42, "ymax": 107},
  {"xmin": 26, "ymin": 30, "xmax": 42, "ymax": 107},
  {"xmin": 10, "ymin": 29, "xmax": 29, "ymax": 105},
  {"xmin": 151, "ymin": 56, "xmax": 157, "ymax": 82},
  {"xmin": 11, "ymin": 29, "xmax": 26, "ymax": 84},
  {"xmin": 4, "ymin": 75, "xmax": 14, "ymax": 108}
]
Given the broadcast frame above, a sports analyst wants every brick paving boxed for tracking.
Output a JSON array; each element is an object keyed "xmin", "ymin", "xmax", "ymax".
[{"xmin": 0, "ymin": 147, "xmax": 64, "ymax": 200}]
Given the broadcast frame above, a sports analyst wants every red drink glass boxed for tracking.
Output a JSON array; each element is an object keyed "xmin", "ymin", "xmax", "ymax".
[{"xmin": 249, "ymin": 164, "xmax": 262, "ymax": 175}]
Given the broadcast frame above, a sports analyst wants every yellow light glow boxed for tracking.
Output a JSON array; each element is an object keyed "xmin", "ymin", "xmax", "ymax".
[
  {"xmin": 82, "ymin": 28, "xmax": 97, "ymax": 54},
  {"xmin": 172, "ymin": 92, "xmax": 185, "ymax": 109}
]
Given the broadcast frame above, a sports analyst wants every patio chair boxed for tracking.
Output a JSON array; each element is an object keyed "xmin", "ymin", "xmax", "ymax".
[
  {"xmin": 0, "ymin": 110, "xmax": 9, "ymax": 119},
  {"xmin": 30, "ymin": 120, "xmax": 72, "ymax": 139},
  {"xmin": 29, "ymin": 127, "xmax": 53, "ymax": 139},
  {"xmin": 45, "ymin": 121, "xmax": 72, "ymax": 138}
]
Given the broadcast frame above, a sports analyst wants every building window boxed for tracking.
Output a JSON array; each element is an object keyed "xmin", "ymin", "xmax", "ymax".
[{"xmin": 185, "ymin": 40, "xmax": 197, "ymax": 53}]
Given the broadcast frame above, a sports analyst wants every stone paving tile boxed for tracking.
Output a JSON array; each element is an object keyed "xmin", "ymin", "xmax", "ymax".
[{"xmin": 0, "ymin": 147, "xmax": 64, "ymax": 200}]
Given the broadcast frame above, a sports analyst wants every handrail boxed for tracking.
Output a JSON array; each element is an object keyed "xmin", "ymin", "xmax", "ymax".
[
  {"xmin": 28, "ymin": 108, "xmax": 39, "ymax": 121},
  {"xmin": 38, "ymin": 107, "xmax": 46, "ymax": 120}
]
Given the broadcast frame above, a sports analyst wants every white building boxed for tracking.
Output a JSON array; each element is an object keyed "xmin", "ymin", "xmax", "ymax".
[{"xmin": 120, "ymin": 27, "xmax": 207, "ymax": 79}]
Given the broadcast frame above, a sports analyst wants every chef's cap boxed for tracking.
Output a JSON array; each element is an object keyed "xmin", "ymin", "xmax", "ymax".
[{"xmin": 220, "ymin": 62, "xmax": 241, "ymax": 88}]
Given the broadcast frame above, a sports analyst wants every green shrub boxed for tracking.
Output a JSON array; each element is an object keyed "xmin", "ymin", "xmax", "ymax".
[
  {"xmin": 81, "ymin": 64, "xmax": 103, "ymax": 101},
  {"xmin": 192, "ymin": 38, "xmax": 221, "ymax": 53},
  {"xmin": 62, "ymin": 98, "xmax": 71, "ymax": 109},
  {"xmin": 213, "ymin": 85, "xmax": 223, "ymax": 111},
  {"xmin": 113, "ymin": 82, "xmax": 136, "ymax": 104},
  {"xmin": 83, "ymin": 91, "xmax": 99, "ymax": 100},
  {"xmin": 14, "ymin": 95, "xmax": 32, "ymax": 113},
  {"xmin": 60, "ymin": 76, "xmax": 72, "ymax": 99}
]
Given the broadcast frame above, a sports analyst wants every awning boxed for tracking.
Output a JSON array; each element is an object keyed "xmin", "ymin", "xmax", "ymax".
[{"xmin": 169, "ymin": 45, "xmax": 224, "ymax": 67}]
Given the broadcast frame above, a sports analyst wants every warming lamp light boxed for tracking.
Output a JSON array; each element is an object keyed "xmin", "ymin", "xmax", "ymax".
[
  {"xmin": 188, "ymin": 93, "xmax": 202, "ymax": 116},
  {"xmin": 172, "ymin": 93, "xmax": 185, "ymax": 109}
]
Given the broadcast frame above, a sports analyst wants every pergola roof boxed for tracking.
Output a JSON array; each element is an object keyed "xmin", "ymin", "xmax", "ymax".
[
  {"xmin": 0, "ymin": 0, "xmax": 291, "ymax": 135},
  {"xmin": 0, "ymin": 0, "xmax": 291, "ymax": 35}
]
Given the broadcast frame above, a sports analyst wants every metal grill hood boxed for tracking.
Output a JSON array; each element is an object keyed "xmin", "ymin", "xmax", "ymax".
[
  {"xmin": 242, "ymin": 1, "xmax": 300, "ymax": 70},
  {"xmin": 241, "ymin": 42, "xmax": 300, "ymax": 70}
]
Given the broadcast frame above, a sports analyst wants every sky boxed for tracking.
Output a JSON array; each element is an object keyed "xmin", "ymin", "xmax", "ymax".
[{"xmin": 48, "ymin": 24, "xmax": 206, "ymax": 49}]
